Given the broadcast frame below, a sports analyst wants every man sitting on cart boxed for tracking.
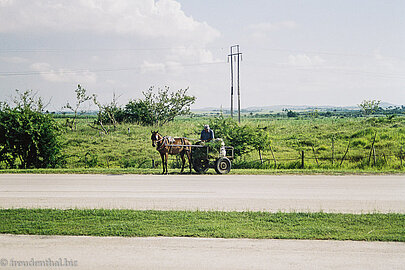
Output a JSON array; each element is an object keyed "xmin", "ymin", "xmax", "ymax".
[{"xmin": 200, "ymin": 124, "xmax": 214, "ymax": 142}]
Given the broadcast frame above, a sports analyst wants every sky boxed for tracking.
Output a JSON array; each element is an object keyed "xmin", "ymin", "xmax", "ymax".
[{"xmin": 0, "ymin": 0, "xmax": 404, "ymax": 111}]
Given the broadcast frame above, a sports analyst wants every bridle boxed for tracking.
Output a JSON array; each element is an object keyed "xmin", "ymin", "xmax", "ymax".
[{"xmin": 152, "ymin": 133, "xmax": 165, "ymax": 150}]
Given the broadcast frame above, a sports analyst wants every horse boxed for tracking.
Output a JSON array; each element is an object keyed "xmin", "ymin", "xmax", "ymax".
[{"xmin": 151, "ymin": 131, "xmax": 192, "ymax": 174}]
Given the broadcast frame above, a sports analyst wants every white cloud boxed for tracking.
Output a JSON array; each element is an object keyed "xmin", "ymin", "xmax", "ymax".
[
  {"xmin": 31, "ymin": 62, "xmax": 97, "ymax": 83},
  {"xmin": 0, "ymin": 0, "xmax": 221, "ymax": 79},
  {"xmin": 246, "ymin": 21, "xmax": 297, "ymax": 38},
  {"xmin": 0, "ymin": 0, "xmax": 219, "ymax": 45},
  {"xmin": 288, "ymin": 54, "xmax": 325, "ymax": 67}
]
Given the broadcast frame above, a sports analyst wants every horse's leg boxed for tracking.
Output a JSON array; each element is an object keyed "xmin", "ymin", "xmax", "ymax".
[
  {"xmin": 187, "ymin": 148, "xmax": 192, "ymax": 173},
  {"xmin": 165, "ymin": 152, "xmax": 169, "ymax": 174},
  {"xmin": 180, "ymin": 151, "xmax": 185, "ymax": 173},
  {"xmin": 160, "ymin": 152, "xmax": 166, "ymax": 174}
]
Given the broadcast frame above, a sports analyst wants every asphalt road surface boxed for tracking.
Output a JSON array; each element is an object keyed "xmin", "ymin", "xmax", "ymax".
[
  {"xmin": 0, "ymin": 174, "xmax": 404, "ymax": 213},
  {"xmin": 0, "ymin": 234, "xmax": 404, "ymax": 270}
]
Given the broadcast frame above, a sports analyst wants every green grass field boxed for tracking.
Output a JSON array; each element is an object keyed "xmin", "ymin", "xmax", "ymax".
[
  {"xmin": 55, "ymin": 115, "xmax": 405, "ymax": 172},
  {"xmin": 1, "ymin": 167, "xmax": 404, "ymax": 175},
  {"xmin": 2, "ymin": 114, "xmax": 405, "ymax": 173},
  {"xmin": 1, "ymin": 209, "xmax": 404, "ymax": 241}
]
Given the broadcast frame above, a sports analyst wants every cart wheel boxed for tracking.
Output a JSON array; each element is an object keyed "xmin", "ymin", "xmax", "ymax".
[
  {"xmin": 215, "ymin": 157, "xmax": 231, "ymax": 174},
  {"xmin": 192, "ymin": 158, "xmax": 209, "ymax": 174}
]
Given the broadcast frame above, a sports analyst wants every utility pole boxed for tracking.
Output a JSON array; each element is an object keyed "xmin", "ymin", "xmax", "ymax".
[
  {"xmin": 229, "ymin": 46, "xmax": 234, "ymax": 119},
  {"xmin": 228, "ymin": 45, "xmax": 242, "ymax": 122}
]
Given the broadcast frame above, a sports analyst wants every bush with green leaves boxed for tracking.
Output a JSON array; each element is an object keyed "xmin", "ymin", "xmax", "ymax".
[
  {"xmin": 287, "ymin": 110, "xmax": 298, "ymax": 118},
  {"xmin": 63, "ymin": 84, "xmax": 92, "ymax": 130},
  {"xmin": 208, "ymin": 116, "xmax": 270, "ymax": 158},
  {"xmin": 358, "ymin": 100, "xmax": 381, "ymax": 115},
  {"xmin": 93, "ymin": 93, "xmax": 125, "ymax": 130},
  {"xmin": 123, "ymin": 99, "xmax": 154, "ymax": 126},
  {"xmin": 124, "ymin": 86, "xmax": 196, "ymax": 126},
  {"xmin": 0, "ymin": 90, "xmax": 63, "ymax": 169}
]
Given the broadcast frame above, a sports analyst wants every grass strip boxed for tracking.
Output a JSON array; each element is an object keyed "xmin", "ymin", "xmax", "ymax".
[
  {"xmin": 1, "ymin": 168, "xmax": 404, "ymax": 175},
  {"xmin": 0, "ymin": 209, "xmax": 404, "ymax": 241}
]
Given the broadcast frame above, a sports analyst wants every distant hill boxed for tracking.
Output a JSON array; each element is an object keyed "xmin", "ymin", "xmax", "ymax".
[
  {"xmin": 379, "ymin": 102, "xmax": 398, "ymax": 109},
  {"xmin": 243, "ymin": 105, "xmax": 358, "ymax": 112},
  {"xmin": 193, "ymin": 102, "xmax": 400, "ymax": 113}
]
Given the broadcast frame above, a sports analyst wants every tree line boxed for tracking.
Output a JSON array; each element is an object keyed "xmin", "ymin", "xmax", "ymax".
[
  {"xmin": 0, "ymin": 85, "xmax": 196, "ymax": 169},
  {"xmin": 64, "ymin": 85, "xmax": 196, "ymax": 132}
]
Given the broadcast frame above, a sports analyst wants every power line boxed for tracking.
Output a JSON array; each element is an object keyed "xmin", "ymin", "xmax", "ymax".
[
  {"xmin": 1, "ymin": 60, "xmax": 403, "ymax": 81},
  {"xmin": 2, "ymin": 46, "xmax": 403, "ymax": 61},
  {"xmin": 246, "ymin": 61, "xmax": 405, "ymax": 80},
  {"xmin": 249, "ymin": 47, "xmax": 405, "ymax": 61},
  {"xmin": 0, "ymin": 47, "xmax": 226, "ymax": 54},
  {"xmin": 0, "ymin": 61, "xmax": 226, "ymax": 77}
]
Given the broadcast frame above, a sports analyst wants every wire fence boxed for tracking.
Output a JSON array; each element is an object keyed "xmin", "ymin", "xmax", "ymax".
[
  {"xmin": 232, "ymin": 149, "xmax": 405, "ymax": 169},
  {"xmin": 64, "ymin": 146, "xmax": 405, "ymax": 170}
]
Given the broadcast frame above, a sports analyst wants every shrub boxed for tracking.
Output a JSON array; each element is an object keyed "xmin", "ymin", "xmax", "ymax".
[
  {"xmin": 207, "ymin": 116, "xmax": 270, "ymax": 158},
  {"xmin": 287, "ymin": 110, "xmax": 298, "ymax": 117},
  {"xmin": 0, "ymin": 90, "xmax": 63, "ymax": 168},
  {"xmin": 124, "ymin": 86, "xmax": 196, "ymax": 126}
]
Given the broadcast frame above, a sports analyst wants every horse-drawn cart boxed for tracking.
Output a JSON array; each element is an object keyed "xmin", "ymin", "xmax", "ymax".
[
  {"xmin": 190, "ymin": 143, "xmax": 234, "ymax": 174},
  {"xmin": 151, "ymin": 131, "xmax": 233, "ymax": 174}
]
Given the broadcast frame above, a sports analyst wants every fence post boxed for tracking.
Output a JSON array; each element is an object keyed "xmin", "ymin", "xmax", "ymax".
[
  {"xmin": 259, "ymin": 149, "xmax": 263, "ymax": 164},
  {"xmin": 340, "ymin": 140, "xmax": 351, "ymax": 167},
  {"xmin": 331, "ymin": 136, "xmax": 334, "ymax": 165},
  {"xmin": 301, "ymin": 151, "xmax": 305, "ymax": 169},
  {"xmin": 401, "ymin": 146, "xmax": 403, "ymax": 168},
  {"xmin": 311, "ymin": 145, "xmax": 319, "ymax": 167},
  {"xmin": 373, "ymin": 146, "xmax": 376, "ymax": 166},
  {"xmin": 269, "ymin": 145, "xmax": 277, "ymax": 168},
  {"xmin": 152, "ymin": 159, "xmax": 155, "ymax": 168},
  {"xmin": 368, "ymin": 132, "xmax": 377, "ymax": 165}
]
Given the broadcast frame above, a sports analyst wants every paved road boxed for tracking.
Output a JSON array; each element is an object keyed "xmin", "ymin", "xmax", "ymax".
[
  {"xmin": 0, "ymin": 234, "xmax": 404, "ymax": 270},
  {"xmin": 0, "ymin": 174, "xmax": 404, "ymax": 213},
  {"xmin": 1, "ymin": 174, "xmax": 404, "ymax": 269}
]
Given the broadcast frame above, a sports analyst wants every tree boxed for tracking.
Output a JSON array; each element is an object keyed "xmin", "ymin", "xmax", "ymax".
[
  {"xmin": 125, "ymin": 86, "xmax": 196, "ymax": 126},
  {"xmin": 358, "ymin": 100, "xmax": 381, "ymax": 115},
  {"xmin": 0, "ymin": 90, "xmax": 63, "ymax": 168},
  {"xmin": 250, "ymin": 127, "xmax": 271, "ymax": 163},
  {"xmin": 123, "ymin": 99, "xmax": 154, "ymax": 125},
  {"xmin": 63, "ymin": 84, "xmax": 91, "ymax": 130},
  {"xmin": 287, "ymin": 110, "xmax": 298, "ymax": 118},
  {"xmin": 92, "ymin": 93, "xmax": 124, "ymax": 133}
]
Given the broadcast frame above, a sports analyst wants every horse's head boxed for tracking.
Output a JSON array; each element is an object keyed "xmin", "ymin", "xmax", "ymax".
[{"xmin": 151, "ymin": 130, "xmax": 160, "ymax": 147}]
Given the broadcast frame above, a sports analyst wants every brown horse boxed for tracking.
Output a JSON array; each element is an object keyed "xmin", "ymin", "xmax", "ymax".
[{"xmin": 151, "ymin": 131, "xmax": 192, "ymax": 174}]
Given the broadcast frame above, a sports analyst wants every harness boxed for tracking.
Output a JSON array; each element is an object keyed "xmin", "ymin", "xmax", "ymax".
[
  {"xmin": 156, "ymin": 136, "xmax": 175, "ymax": 152},
  {"xmin": 155, "ymin": 136, "xmax": 166, "ymax": 151},
  {"xmin": 155, "ymin": 136, "xmax": 190, "ymax": 153}
]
